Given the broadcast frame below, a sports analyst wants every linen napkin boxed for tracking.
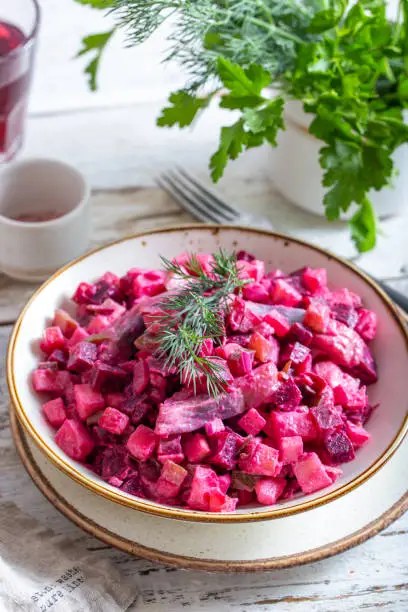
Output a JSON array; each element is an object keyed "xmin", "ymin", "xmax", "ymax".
[{"xmin": 0, "ymin": 502, "xmax": 139, "ymax": 611}]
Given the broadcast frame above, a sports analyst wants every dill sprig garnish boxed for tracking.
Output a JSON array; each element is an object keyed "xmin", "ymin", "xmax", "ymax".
[{"xmin": 152, "ymin": 250, "xmax": 246, "ymax": 397}]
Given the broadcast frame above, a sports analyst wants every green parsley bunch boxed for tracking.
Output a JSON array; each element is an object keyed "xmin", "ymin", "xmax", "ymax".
[{"xmin": 74, "ymin": 0, "xmax": 408, "ymax": 252}]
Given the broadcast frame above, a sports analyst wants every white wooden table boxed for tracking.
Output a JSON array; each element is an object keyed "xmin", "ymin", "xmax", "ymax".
[{"xmin": 1, "ymin": 1, "xmax": 408, "ymax": 609}]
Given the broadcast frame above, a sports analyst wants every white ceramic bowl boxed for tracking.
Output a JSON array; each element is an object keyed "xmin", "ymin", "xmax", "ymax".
[{"xmin": 7, "ymin": 225, "xmax": 408, "ymax": 523}]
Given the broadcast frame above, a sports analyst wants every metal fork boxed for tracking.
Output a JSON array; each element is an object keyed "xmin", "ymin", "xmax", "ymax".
[
  {"xmin": 158, "ymin": 168, "xmax": 274, "ymax": 230},
  {"xmin": 157, "ymin": 168, "xmax": 408, "ymax": 316}
]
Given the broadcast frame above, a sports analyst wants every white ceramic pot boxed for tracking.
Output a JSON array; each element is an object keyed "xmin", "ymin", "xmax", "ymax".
[{"xmin": 271, "ymin": 101, "xmax": 408, "ymax": 218}]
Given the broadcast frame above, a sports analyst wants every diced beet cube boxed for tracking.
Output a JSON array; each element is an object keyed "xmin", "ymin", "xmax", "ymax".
[
  {"xmin": 204, "ymin": 418, "xmax": 225, "ymax": 436},
  {"xmin": 310, "ymin": 403, "xmax": 343, "ymax": 433},
  {"xmin": 304, "ymin": 301, "xmax": 330, "ymax": 333},
  {"xmin": 183, "ymin": 433, "xmax": 211, "ymax": 463},
  {"xmin": 73, "ymin": 282, "xmax": 94, "ymax": 304},
  {"xmin": 237, "ymin": 259, "xmax": 264, "ymax": 282},
  {"xmin": 302, "ymin": 267, "xmax": 327, "ymax": 294},
  {"xmin": 98, "ymin": 445, "xmax": 129, "ymax": 480},
  {"xmin": 248, "ymin": 332, "xmax": 277, "ymax": 363},
  {"xmin": 40, "ymin": 326, "xmax": 66, "ymax": 355},
  {"xmin": 120, "ymin": 268, "xmax": 145, "ymax": 295},
  {"xmin": 313, "ymin": 361, "xmax": 364, "ymax": 411},
  {"xmin": 329, "ymin": 288, "xmax": 362, "ymax": 309},
  {"xmin": 324, "ymin": 430, "xmax": 355, "ymax": 463},
  {"xmin": 289, "ymin": 322, "xmax": 313, "ymax": 346},
  {"xmin": 127, "ymin": 424, "xmax": 156, "ymax": 460},
  {"xmin": 270, "ymin": 379, "xmax": 302, "ymax": 411},
  {"xmin": 223, "ymin": 343, "xmax": 254, "ymax": 377},
  {"xmin": 157, "ymin": 435, "xmax": 184, "ymax": 464},
  {"xmin": 263, "ymin": 310, "xmax": 291, "ymax": 337},
  {"xmin": 120, "ymin": 475, "xmax": 144, "ymax": 497},
  {"xmin": 87, "ymin": 315, "xmax": 111, "ymax": 334},
  {"xmin": 345, "ymin": 421, "xmax": 371, "ymax": 447},
  {"xmin": 293, "ymin": 452, "xmax": 332, "ymax": 494},
  {"xmin": 314, "ymin": 360, "xmax": 347, "ymax": 388},
  {"xmin": 187, "ymin": 465, "xmax": 222, "ymax": 510},
  {"xmin": 125, "ymin": 394, "xmax": 151, "ymax": 425},
  {"xmin": 254, "ymin": 321, "xmax": 275, "ymax": 338},
  {"xmin": 264, "ymin": 410, "xmax": 317, "ymax": 442},
  {"xmin": 218, "ymin": 473, "xmax": 231, "ymax": 494},
  {"xmin": 238, "ymin": 408, "xmax": 266, "ymax": 436},
  {"xmin": 355, "ymin": 308, "xmax": 377, "ymax": 341},
  {"xmin": 349, "ymin": 345, "xmax": 378, "ymax": 385},
  {"xmin": 156, "ymin": 460, "xmax": 188, "ymax": 498},
  {"xmin": 90, "ymin": 362, "xmax": 128, "ymax": 391},
  {"xmin": 99, "ymin": 407, "xmax": 129, "ymax": 435},
  {"xmin": 32, "ymin": 369, "xmax": 61, "ymax": 394},
  {"xmin": 331, "ymin": 304, "xmax": 358, "ymax": 328},
  {"xmin": 155, "ymin": 388, "xmax": 245, "ymax": 436},
  {"xmin": 42, "ymin": 397, "xmax": 66, "ymax": 428},
  {"xmin": 210, "ymin": 432, "xmax": 244, "ymax": 470},
  {"xmin": 271, "ymin": 278, "xmax": 302, "ymax": 307},
  {"xmin": 350, "ymin": 387, "xmax": 368, "ymax": 412},
  {"xmin": 74, "ymin": 384, "xmax": 105, "ymax": 420},
  {"xmin": 56, "ymin": 371, "xmax": 78, "ymax": 404},
  {"xmin": 67, "ymin": 341, "xmax": 97, "ymax": 372},
  {"xmin": 236, "ymin": 362, "xmax": 278, "ymax": 409},
  {"xmin": 313, "ymin": 320, "xmax": 377, "ymax": 383},
  {"xmin": 228, "ymin": 297, "xmax": 260, "ymax": 333},
  {"xmin": 53, "ymin": 309, "xmax": 79, "ymax": 338},
  {"xmin": 48, "ymin": 349, "xmax": 68, "ymax": 369},
  {"xmin": 132, "ymin": 271, "xmax": 166, "ymax": 298},
  {"xmin": 255, "ymin": 477, "xmax": 286, "ymax": 505},
  {"xmin": 278, "ymin": 436, "xmax": 303, "ymax": 464},
  {"xmin": 208, "ymin": 490, "xmax": 238, "ymax": 512},
  {"xmin": 280, "ymin": 342, "xmax": 310, "ymax": 367},
  {"xmin": 238, "ymin": 439, "xmax": 281, "ymax": 477},
  {"xmin": 55, "ymin": 419, "xmax": 94, "ymax": 460},
  {"xmin": 242, "ymin": 282, "xmax": 269, "ymax": 303},
  {"xmin": 138, "ymin": 459, "xmax": 161, "ymax": 490},
  {"xmin": 66, "ymin": 327, "xmax": 89, "ymax": 348}
]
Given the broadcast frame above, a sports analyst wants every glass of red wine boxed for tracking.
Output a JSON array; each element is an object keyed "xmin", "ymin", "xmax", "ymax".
[{"xmin": 0, "ymin": 0, "xmax": 40, "ymax": 163}]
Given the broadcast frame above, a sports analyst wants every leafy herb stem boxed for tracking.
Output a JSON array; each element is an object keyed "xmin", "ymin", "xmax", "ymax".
[{"xmin": 150, "ymin": 250, "xmax": 247, "ymax": 396}]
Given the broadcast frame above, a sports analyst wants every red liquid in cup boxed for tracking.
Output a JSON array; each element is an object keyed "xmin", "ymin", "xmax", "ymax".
[{"xmin": 0, "ymin": 20, "xmax": 31, "ymax": 160}]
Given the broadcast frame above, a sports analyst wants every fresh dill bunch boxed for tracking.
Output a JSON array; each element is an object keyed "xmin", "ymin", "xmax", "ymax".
[
  {"xmin": 111, "ymin": 0, "xmax": 323, "ymax": 90},
  {"xmin": 152, "ymin": 250, "xmax": 246, "ymax": 396}
]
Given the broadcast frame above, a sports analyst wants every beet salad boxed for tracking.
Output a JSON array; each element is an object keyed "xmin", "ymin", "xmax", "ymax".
[{"xmin": 32, "ymin": 251, "xmax": 378, "ymax": 513}]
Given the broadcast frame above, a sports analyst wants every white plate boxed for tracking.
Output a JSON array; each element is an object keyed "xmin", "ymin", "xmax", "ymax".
[
  {"xmin": 7, "ymin": 226, "xmax": 408, "ymax": 524},
  {"xmin": 12, "ymin": 407, "xmax": 408, "ymax": 571}
]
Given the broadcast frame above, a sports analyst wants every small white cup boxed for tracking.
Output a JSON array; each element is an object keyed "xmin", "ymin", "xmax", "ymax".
[{"xmin": 0, "ymin": 158, "xmax": 91, "ymax": 281}]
